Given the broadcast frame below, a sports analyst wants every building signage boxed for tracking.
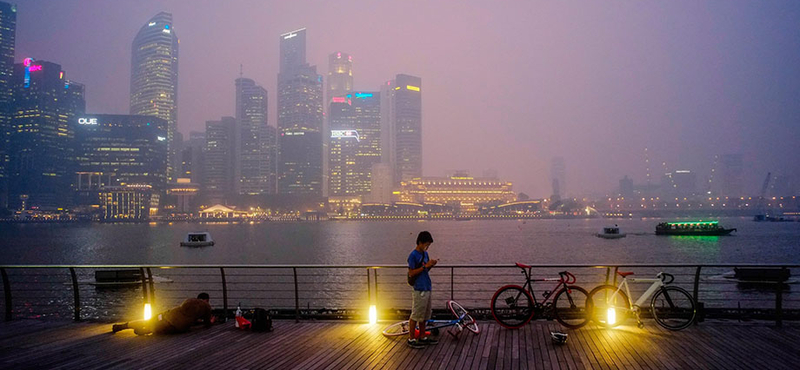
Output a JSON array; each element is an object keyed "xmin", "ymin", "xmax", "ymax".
[
  {"xmin": 78, "ymin": 118, "xmax": 98, "ymax": 125},
  {"xmin": 29, "ymin": 65, "xmax": 42, "ymax": 72},
  {"xmin": 331, "ymin": 130, "xmax": 360, "ymax": 142},
  {"xmin": 157, "ymin": 136, "xmax": 166, "ymax": 141}
]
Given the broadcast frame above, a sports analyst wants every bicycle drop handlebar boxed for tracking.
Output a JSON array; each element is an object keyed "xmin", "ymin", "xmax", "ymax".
[{"xmin": 659, "ymin": 272, "xmax": 675, "ymax": 284}]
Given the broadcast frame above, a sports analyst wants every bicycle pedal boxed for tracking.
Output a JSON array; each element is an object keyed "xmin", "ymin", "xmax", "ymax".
[{"xmin": 542, "ymin": 290, "xmax": 551, "ymax": 298}]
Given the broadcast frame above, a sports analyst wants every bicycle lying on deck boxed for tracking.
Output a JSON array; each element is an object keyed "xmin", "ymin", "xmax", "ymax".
[
  {"xmin": 382, "ymin": 300, "xmax": 480, "ymax": 338},
  {"xmin": 588, "ymin": 271, "xmax": 697, "ymax": 330},
  {"xmin": 491, "ymin": 263, "xmax": 590, "ymax": 329}
]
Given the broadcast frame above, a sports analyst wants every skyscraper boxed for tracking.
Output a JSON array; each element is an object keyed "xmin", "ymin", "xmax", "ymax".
[
  {"xmin": 235, "ymin": 77, "xmax": 273, "ymax": 195},
  {"xmin": 130, "ymin": 12, "xmax": 179, "ymax": 181},
  {"xmin": 0, "ymin": 2, "xmax": 15, "ymax": 209},
  {"xmin": 8, "ymin": 59, "xmax": 85, "ymax": 209},
  {"xmin": 328, "ymin": 91, "xmax": 382, "ymax": 196},
  {"xmin": 204, "ymin": 117, "xmax": 235, "ymax": 204},
  {"xmin": 180, "ymin": 131, "xmax": 205, "ymax": 184},
  {"xmin": 327, "ymin": 52, "xmax": 353, "ymax": 103},
  {"xmin": 277, "ymin": 28, "xmax": 323, "ymax": 196},
  {"xmin": 74, "ymin": 114, "xmax": 168, "ymax": 191},
  {"xmin": 388, "ymin": 74, "xmax": 422, "ymax": 184},
  {"xmin": 550, "ymin": 157, "xmax": 566, "ymax": 199}
]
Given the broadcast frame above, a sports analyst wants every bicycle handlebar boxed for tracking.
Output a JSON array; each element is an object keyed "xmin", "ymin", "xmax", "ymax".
[
  {"xmin": 559, "ymin": 271, "xmax": 577, "ymax": 284},
  {"xmin": 659, "ymin": 272, "xmax": 675, "ymax": 284}
]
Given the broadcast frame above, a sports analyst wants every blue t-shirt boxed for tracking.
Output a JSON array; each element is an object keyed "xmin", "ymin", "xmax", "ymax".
[{"xmin": 408, "ymin": 249, "xmax": 431, "ymax": 291}]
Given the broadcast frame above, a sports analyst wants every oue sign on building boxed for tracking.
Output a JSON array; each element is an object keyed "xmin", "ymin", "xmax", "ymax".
[{"xmin": 78, "ymin": 118, "xmax": 98, "ymax": 125}]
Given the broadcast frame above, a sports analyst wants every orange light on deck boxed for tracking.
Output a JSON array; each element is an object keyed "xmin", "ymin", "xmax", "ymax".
[
  {"xmin": 144, "ymin": 303, "xmax": 152, "ymax": 320},
  {"xmin": 369, "ymin": 305, "xmax": 377, "ymax": 325},
  {"xmin": 607, "ymin": 308, "xmax": 616, "ymax": 326}
]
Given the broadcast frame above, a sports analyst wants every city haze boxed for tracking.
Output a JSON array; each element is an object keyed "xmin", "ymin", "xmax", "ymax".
[{"xmin": 14, "ymin": 0, "xmax": 800, "ymax": 197}]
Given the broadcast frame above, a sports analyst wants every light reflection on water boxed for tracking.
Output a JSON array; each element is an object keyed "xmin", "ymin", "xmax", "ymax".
[{"xmin": 0, "ymin": 217, "xmax": 798, "ymax": 265}]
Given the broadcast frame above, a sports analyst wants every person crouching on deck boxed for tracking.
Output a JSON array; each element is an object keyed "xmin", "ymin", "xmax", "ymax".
[{"xmin": 112, "ymin": 293, "xmax": 214, "ymax": 335}]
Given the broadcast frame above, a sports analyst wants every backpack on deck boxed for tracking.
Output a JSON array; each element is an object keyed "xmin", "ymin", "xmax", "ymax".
[{"xmin": 250, "ymin": 308, "xmax": 273, "ymax": 332}]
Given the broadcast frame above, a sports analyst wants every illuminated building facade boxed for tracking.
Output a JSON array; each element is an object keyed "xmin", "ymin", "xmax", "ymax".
[
  {"xmin": 130, "ymin": 12, "xmax": 179, "ymax": 181},
  {"xmin": 327, "ymin": 52, "xmax": 353, "ymax": 103},
  {"xmin": 396, "ymin": 175, "xmax": 516, "ymax": 213},
  {"xmin": 167, "ymin": 178, "xmax": 199, "ymax": 214},
  {"xmin": 328, "ymin": 91, "xmax": 381, "ymax": 196},
  {"xmin": 204, "ymin": 117, "xmax": 236, "ymax": 204},
  {"xmin": 277, "ymin": 28, "xmax": 323, "ymax": 196},
  {"xmin": 8, "ymin": 59, "xmax": 84, "ymax": 209},
  {"xmin": 0, "ymin": 2, "xmax": 14, "ymax": 208},
  {"xmin": 101, "ymin": 185, "xmax": 159, "ymax": 221},
  {"xmin": 180, "ymin": 131, "xmax": 204, "ymax": 184},
  {"xmin": 74, "ymin": 114, "xmax": 168, "ymax": 193},
  {"xmin": 388, "ymin": 74, "xmax": 422, "ymax": 184},
  {"xmin": 235, "ymin": 77, "xmax": 274, "ymax": 195}
]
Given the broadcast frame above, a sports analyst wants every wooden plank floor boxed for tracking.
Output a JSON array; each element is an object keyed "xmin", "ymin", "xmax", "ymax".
[{"xmin": 1, "ymin": 320, "xmax": 799, "ymax": 369}]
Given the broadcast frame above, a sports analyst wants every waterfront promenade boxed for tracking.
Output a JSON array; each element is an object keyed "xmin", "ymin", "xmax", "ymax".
[{"xmin": 1, "ymin": 319, "xmax": 798, "ymax": 369}]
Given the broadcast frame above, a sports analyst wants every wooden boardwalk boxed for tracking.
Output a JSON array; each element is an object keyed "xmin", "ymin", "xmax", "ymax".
[{"xmin": 1, "ymin": 320, "xmax": 799, "ymax": 369}]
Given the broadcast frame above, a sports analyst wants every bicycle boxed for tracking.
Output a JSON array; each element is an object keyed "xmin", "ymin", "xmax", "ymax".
[
  {"xmin": 588, "ymin": 270, "xmax": 696, "ymax": 330},
  {"xmin": 491, "ymin": 263, "xmax": 590, "ymax": 329},
  {"xmin": 382, "ymin": 300, "xmax": 480, "ymax": 338}
]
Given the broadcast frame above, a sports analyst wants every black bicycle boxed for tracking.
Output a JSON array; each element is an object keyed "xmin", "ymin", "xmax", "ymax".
[{"xmin": 491, "ymin": 263, "xmax": 590, "ymax": 329}]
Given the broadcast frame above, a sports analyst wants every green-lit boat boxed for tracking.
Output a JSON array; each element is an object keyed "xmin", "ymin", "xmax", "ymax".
[{"xmin": 655, "ymin": 221, "xmax": 737, "ymax": 236}]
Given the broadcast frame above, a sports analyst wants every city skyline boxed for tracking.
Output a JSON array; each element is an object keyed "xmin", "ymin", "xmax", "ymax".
[{"xmin": 11, "ymin": 0, "xmax": 800, "ymax": 197}]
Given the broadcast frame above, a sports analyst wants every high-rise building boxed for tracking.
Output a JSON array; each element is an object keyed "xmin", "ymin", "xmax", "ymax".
[
  {"xmin": 180, "ymin": 131, "xmax": 205, "ymax": 184},
  {"xmin": 8, "ymin": 59, "xmax": 84, "ymax": 209},
  {"xmin": 327, "ymin": 52, "xmax": 353, "ymax": 103},
  {"xmin": 661, "ymin": 170, "xmax": 697, "ymax": 198},
  {"xmin": 387, "ymin": 74, "xmax": 422, "ymax": 184},
  {"xmin": 130, "ymin": 12, "xmax": 179, "ymax": 181},
  {"xmin": 277, "ymin": 28, "xmax": 323, "ymax": 196},
  {"xmin": 379, "ymin": 80, "xmax": 396, "ymax": 182},
  {"xmin": 204, "ymin": 117, "xmax": 235, "ymax": 204},
  {"xmin": 0, "ymin": 2, "xmax": 15, "ymax": 209},
  {"xmin": 235, "ymin": 77, "xmax": 273, "ymax": 195},
  {"xmin": 720, "ymin": 154, "xmax": 743, "ymax": 197},
  {"xmin": 550, "ymin": 157, "xmax": 566, "ymax": 198},
  {"xmin": 73, "ymin": 114, "xmax": 168, "ymax": 192},
  {"xmin": 619, "ymin": 175, "xmax": 634, "ymax": 198},
  {"xmin": 328, "ymin": 91, "xmax": 382, "ymax": 196}
]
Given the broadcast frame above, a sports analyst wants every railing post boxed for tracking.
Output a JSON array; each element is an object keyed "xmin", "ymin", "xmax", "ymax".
[
  {"xmin": 69, "ymin": 268, "xmax": 80, "ymax": 321},
  {"xmin": 776, "ymin": 268, "xmax": 785, "ymax": 328},
  {"xmin": 293, "ymin": 267, "xmax": 300, "ymax": 323},
  {"xmin": 604, "ymin": 267, "xmax": 611, "ymax": 285},
  {"xmin": 220, "ymin": 267, "xmax": 228, "ymax": 322},
  {"xmin": 139, "ymin": 268, "xmax": 148, "ymax": 305},
  {"xmin": 450, "ymin": 267, "xmax": 454, "ymax": 301},
  {"xmin": 366, "ymin": 268, "xmax": 371, "ymax": 310},
  {"xmin": 693, "ymin": 266, "xmax": 702, "ymax": 325},
  {"xmin": 374, "ymin": 269, "xmax": 379, "ymax": 306},
  {"xmin": 146, "ymin": 268, "xmax": 155, "ymax": 306},
  {"xmin": 1, "ymin": 268, "xmax": 11, "ymax": 321}
]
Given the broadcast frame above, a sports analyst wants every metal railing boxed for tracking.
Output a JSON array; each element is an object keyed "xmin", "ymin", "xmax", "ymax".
[{"xmin": 0, "ymin": 264, "xmax": 797, "ymax": 326}]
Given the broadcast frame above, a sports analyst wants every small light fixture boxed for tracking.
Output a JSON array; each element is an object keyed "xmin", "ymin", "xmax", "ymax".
[
  {"xmin": 606, "ymin": 308, "xmax": 616, "ymax": 326},
  {"xmin": 369, "ymin": 305, "xmax": 377, "ymax": 325},
  {"xmin": 144, "ymin": 303, "xmax": 152, "ymax": 320}
]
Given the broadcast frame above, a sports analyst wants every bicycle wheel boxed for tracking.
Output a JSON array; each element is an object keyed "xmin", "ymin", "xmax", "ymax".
[
  {"xmin": 588, "ymin": 285, "xmax": 630, "ymax": 328},
  {"xmin": 650, "ymin": 286, "xmax": 696, "ymax": 331},
  {"xmin": 491, "ymin": 285, "xmax": 535, "ymax": 329},
  {"xmin": 382, "ymin": 320, "xmax": 410, "ymax": 337},
  {"xmin": 552, "ymin": 285, "xmax": 590, "ymax": 329},
  {"xmin": 448, "ymin": 300, "xmax": 480, "ymax": 334}
]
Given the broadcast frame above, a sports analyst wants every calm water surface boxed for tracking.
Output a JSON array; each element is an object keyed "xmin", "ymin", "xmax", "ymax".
[{"xmin": 2, "ymin": 217, "xmax": 798, "ymax": 265}]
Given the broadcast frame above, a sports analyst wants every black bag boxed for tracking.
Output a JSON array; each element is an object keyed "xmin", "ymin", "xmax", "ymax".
[
  {"xmin": 251, "ymin": 308, "xmax": 272, "ymax": 332},
  {"xmin": 407, "ymin": 251, "xmax": 426, "ymax": 286}
]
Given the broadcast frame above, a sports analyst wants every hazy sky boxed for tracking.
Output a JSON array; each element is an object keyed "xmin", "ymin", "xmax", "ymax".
[{"xmin": 14, "ymin": 0, "xmax": 800, "ymax": 197}]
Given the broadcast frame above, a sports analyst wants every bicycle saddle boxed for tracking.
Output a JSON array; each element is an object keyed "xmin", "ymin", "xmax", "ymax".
[
  {"xmin": 617, "ymin": 271, "xmax": 634, "ymax": 277},
  {"xmin": 516, "ymin": 262, "xmax": 532, "ymax": 269}
]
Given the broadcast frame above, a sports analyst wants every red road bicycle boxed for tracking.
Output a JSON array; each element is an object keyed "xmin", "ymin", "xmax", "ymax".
[{"xmin": 491, "ymin": 263, "xmax": 590, "ymax": 329}]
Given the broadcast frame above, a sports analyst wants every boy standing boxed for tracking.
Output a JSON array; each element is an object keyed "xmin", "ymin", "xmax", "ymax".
[{"xmin": 407, "ymin": 231, "xmax": 438, "ymax": 349}]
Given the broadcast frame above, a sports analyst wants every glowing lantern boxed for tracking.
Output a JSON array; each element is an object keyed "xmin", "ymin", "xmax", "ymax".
[
  {"xmin": 144, "ymin": 303, "xmax": 152, "ymax": 320},
  {"xmin": 606, "ymin": 308, "xmax": 616, "ymax": 326},
  {"xmin": 369, "ymin": 305, "xmax": 377, "ymax": 325}
]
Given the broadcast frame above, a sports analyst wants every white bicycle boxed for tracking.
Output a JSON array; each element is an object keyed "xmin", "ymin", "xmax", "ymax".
[{"xmin": 588, "ymin": 271, "xmax": 696, "ymax": 330}]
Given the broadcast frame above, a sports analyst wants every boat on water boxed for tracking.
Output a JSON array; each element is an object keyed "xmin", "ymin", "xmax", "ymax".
[
  {"xmin": 74, "ymin": 269, "xmax": 173, "ymax": 288},
  {"xmin": 597, "ymin": 226, "xmax": 626, "ymax": 239},
  {"xmin": 180, "ymin": 232, "xmax": 215, "ymax": 247},
  {"xmin": 655, "ymin": 221, "xmax": 736, "ymax": 236}
]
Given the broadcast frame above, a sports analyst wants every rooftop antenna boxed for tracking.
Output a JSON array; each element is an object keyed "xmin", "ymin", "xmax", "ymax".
[{"xmin": 239, "ymin": 64, "xmax": 243, "ymax": 78}]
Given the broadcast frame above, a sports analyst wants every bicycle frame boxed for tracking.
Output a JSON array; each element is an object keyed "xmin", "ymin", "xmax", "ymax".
[
  {"xmin": 520, "ymin": 267, "xmax": 575, "ymax": 305},
  {"xmin": 610, "ymin": 277, "xmax": 664, "ymax": 311}
]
